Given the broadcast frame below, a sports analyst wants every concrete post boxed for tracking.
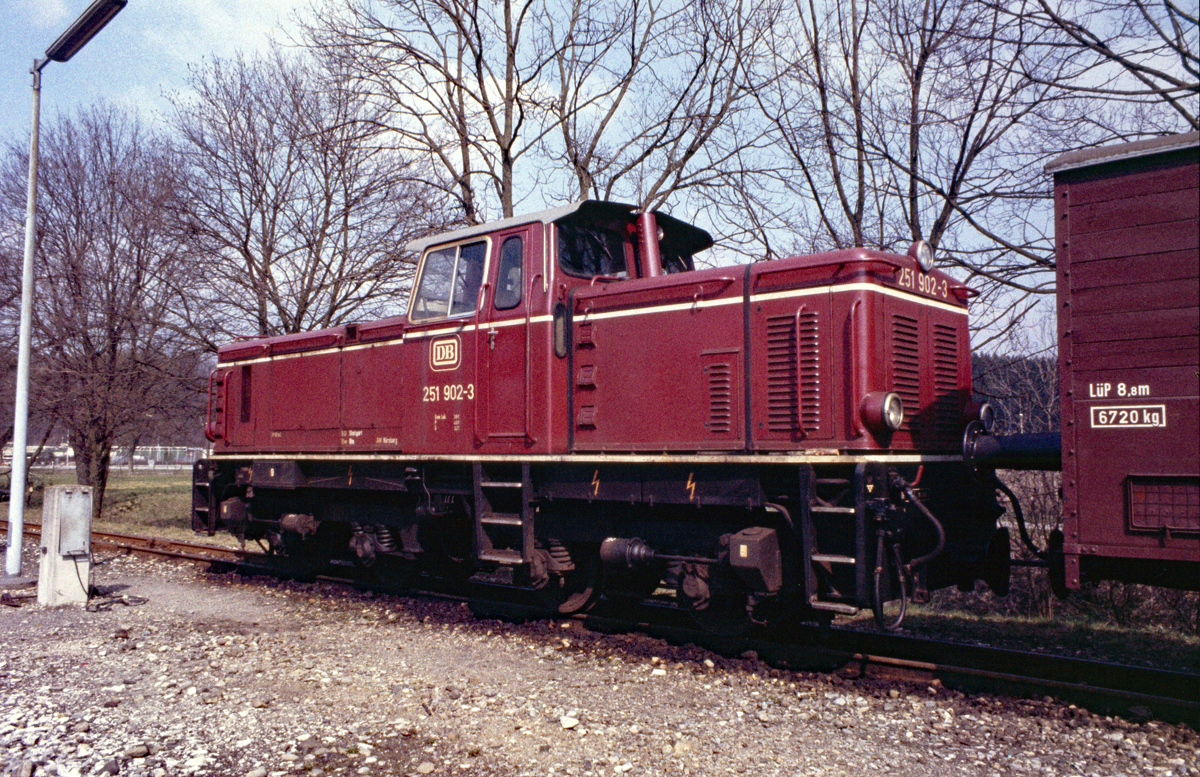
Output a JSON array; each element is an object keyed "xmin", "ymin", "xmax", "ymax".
[{"xmin": 37, "ymin": 485, "xmax": 92, "ymax": 606}]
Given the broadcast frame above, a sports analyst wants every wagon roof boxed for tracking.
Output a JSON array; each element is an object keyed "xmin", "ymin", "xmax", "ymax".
[{"xmin": 1045, "ymin": 131, "xmax": 1199, "ymax": 175}]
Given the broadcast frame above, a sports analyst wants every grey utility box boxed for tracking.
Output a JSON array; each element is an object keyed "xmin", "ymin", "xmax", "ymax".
[{"xmin": 37, "ymin": 485, "xmax": 92, "ymax": 606}]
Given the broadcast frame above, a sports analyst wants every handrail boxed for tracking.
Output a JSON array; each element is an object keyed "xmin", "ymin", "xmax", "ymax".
[
  {"xmin": 524, "ymin": 273, "xmax": 543, "ymax": 445},
  {"xmin": 204, "ymin": 368, "xmax": 228, "ymax": 443},
  {"xmin": 754, "ymin": 256, "xmax": 903, "ymax": 283},
  {"xmin": 472, "ymin": 282, "xmax": 490, "ymax": 445},
  {"xmin": 795, "ymin": 306, "xmax": 808, "ymax": 436},
  {"xmin": 575, "ymin": 275, "xmax": 738, "ymax": 310},
  {"xmin": 849, "ymin": 299, "xmax": 865, "ymax": 438}
]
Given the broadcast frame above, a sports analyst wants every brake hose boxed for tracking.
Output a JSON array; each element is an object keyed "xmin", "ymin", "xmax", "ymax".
[
  {"xmin": 889, "ymin": 472, "xmax": 946, "ymax": 576},
  {"xmin": 991, "ymin": 474, "xmax": 1046, "ymax": 559},
  {"xmin": 873, "ymin": 530, "xmax": 909, "ymax": 630}
]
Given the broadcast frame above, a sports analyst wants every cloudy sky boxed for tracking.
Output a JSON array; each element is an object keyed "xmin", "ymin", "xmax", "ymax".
[{"xmin": 1, "ymin": 0, "xmax": 310, "ymax": 143}]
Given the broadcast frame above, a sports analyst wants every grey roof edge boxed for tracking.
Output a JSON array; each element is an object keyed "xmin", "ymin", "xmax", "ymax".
[
  {"xmin": 1045, "ymin": 131, "xmax": 1199, "ymax": 175},
  {"xmin": 404, "ymin": 200, "xmax": 637, "ymax": 254}
]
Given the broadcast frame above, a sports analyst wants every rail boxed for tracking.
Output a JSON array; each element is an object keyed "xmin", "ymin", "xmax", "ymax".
[{"xmin": 1, "ymin": 519, "xmax": 242, "ymax": 564}]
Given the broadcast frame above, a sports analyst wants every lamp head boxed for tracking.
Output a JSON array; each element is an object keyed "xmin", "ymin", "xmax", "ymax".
[{"xmin": 45, "ymin": 0, "xmax": 127, "ymax": 63}]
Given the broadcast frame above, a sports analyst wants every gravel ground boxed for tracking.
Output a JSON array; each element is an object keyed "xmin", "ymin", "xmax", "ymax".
[{"xmin": 1, "ymin": 538, "xmax": 1198, "ymax": 777}]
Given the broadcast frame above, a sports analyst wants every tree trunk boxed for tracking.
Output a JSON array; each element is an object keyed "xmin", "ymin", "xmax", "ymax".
[{"xmin": 71, "ymin": 430, "xmax": 111, "ymax": 524}]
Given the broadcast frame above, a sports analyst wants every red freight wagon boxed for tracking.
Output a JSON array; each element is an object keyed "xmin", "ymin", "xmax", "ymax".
[
  {"xmin": 197, "ymin": 200, "xmax": 1003, "ymax": 631},
  {"xmin": 1046, "ymin": 132, "xmax": 1200, "ymax": 591}
]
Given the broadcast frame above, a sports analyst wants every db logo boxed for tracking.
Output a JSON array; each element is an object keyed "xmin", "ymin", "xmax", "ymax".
[{"xmin": 430, "ymin": 336, "xmax": 460, "ymax": 371}]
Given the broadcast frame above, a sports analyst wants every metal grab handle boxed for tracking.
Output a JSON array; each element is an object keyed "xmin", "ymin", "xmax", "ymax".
[
  {"xmin": 523, "ymin": 273, "xmax": 543, "ymax": 444},
  {"xmin": 578, "ymin": 275, "xmax": 737, "ymax": 311},
  {"xmin": 472, "ymin": 282, "xmax": 490, "ymax": 445},
  {"xmin": 754, "ymin": 256, "xmax": 903, "ymax": 283}
]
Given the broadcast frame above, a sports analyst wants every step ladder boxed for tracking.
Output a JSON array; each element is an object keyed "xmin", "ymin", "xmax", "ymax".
[
  {"xmin": 192, "ymin": 461, "xmax": 215, "ymax": 535},
  {"xmin": 473, "ymin": 462, "xmax": 534, "ymax": 565},
  {"xmin": 800, "ymin": 465, "xmax": 876, "ymax": 615}
]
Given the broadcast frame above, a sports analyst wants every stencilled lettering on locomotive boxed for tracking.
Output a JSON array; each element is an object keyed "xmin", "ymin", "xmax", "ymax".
[
  {"xmin": 422, "ymin": 383, "xmax": 475, "ymax": 402},
  {"xmin": 430, "ymin": 335, "xmax": 461, "ymax": 371},
  {"xmin": 340, "ymin": 429, "xmax": 364, "ymax": 446},
  {"xmin": 1088, "ymin": 381, "xmax": 1152, "ymax": 398},
  {"xmin": 1090, "ymin": 405, "xmax": 1167, "ymax": 429},
  {"xmin": 895, "ymin": 267, "xmax": 948, "ymax": 299}
]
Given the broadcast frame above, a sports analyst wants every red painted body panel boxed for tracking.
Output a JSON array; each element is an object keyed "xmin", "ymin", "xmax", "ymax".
[
  {"xmin": 1052, "ymin": 136, "xmax": 1200, "ymax": 584},
  {"xmin": 569, "ymin": 266, "xmax": 748, "ymax": 451},
  {"xmin": 209, "ymin": 210, "xmax": 972, "ymax": 460}
]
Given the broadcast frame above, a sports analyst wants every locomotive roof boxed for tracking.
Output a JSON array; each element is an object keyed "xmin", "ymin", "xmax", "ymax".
[
  {"xmin": 404, "ymin": 199, "xmax": 713, "ymax": 254},
  {"xmin": 1045, "ymin": 131, "xmax": 1199, "ymax": 174}
]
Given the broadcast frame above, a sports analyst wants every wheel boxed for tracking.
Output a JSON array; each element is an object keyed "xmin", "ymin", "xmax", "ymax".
[
  {"xmin": 677, "ymin": 563, "xmax": 752, "ymax": 636},
  {"xmin": 534, "ymin": 543, "xmax": 602, "ymax": 615},
  {"xmin": 604, "ymin": 567, "xmax": 663, "ymax": 603},
  {"xmin": 1047, "ymin": 529, "xmax": 1069, "ymax": 600},
  {"xmin": 982, "ymin": 526, "xmax": 1012, "ymax": 596}
]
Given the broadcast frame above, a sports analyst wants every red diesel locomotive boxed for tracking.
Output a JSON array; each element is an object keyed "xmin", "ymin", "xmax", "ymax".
[
  {"xmin": 194, "ymin": 133, "xmax": 1200, "ymax": 631},
  {"xmin": 195, "ymin": 199, "xmax": 1005, "ymax": 631}
]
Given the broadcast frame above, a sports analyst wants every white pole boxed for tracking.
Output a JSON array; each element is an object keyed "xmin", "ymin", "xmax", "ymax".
[{"xmin": 6, "ymin": 61, "xmax": 44, "ymax": 577}]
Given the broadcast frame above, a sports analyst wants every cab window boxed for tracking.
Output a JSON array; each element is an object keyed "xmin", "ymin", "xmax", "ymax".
[
  {"xmin": 494, "ymin": 236, "xmax": 523, "ymax": 310},
  {"xmin": 410, "ymin": 241, "xmax": 487, "ymax": 321},
  {"xmin": 557, "ymin": 220, "xmax": 630, "ymax": 278}
]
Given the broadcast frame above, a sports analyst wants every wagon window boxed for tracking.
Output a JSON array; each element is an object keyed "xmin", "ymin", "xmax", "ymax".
[
  {"xmin": 557, "ymin": 221, "xmax": 629, "ymax": 279},
  {"xmin": 493, "ymin": 236, "xmax": 523, "ymax": 310},
  {"xmin": 410, "ymin": 240, "xmax": 487, "ymax": 321}
]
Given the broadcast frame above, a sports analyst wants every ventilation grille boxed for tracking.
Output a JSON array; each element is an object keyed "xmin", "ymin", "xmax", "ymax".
[
  {"xmin": 240, "ymin": 365, "xmax": 252, "ymax": 423},
  {"xmin": 798, "ymin": 311, "xmax": 821, "ymax": 432},
  {"xmin": 932, "ymin": 323, "xmax": 959, "ymax": 437},
  {"xmin": 1128, "ymin": 477, "xmax": 1200, "ymax": 535},
  {"xmin": 706, "ymin": 361, "xmax": 733, "ymax": 434},
  {"xmin": 765, "ymin": 315, "xmax": 798, "ymax": 432},
  {"xmin": 891, "ymin": 314, "xmax": 921, "ymax": 432}
]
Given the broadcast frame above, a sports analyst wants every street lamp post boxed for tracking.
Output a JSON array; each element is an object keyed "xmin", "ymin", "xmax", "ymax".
[{"xmin": 5, "ymin": 0, "xmax": 128, "ymax": 578}]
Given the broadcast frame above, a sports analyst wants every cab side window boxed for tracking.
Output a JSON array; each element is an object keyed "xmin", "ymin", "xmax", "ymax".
[
  {"xmin": 410, "ymin": 240, "xmax": 487, "ymax": 321},
  {"xmin": 494, "ymin": 236, "xmax": 523, "ymax": 310},
  {"xmin": 557, "ymin": 221, "xmax": 629, "ymax": 278}
]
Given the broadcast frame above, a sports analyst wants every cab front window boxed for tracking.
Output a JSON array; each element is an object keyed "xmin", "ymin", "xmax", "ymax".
[{"xmin": 410, "ymin": 241, "xmax": 487, "ymax": 321}]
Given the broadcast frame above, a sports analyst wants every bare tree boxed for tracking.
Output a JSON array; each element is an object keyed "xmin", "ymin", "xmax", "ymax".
[
  {"xmin": 306, "ymin": 0, "xmax": 778, "ymax": 225},
  {"xmin": 1012, "ymin": 0, "xmax": 1199, "ymax": 131},
  {"xmin": 307, "ymin": 0, "xmax": 561, "ymax": 223},
  {"xmin": 754, "ymin": 0, "xmax": 1117, "ymax": 345},
  {"xmin": 171, "ymin": 49, "xmax": 449, "ymax": 340},
  {"xmin": 754, "ymin": 0, "xmax": 889, "ymax": 251},
  {"xmin": 549, "ymin": 0, "xmax": 779, "ymax": 211},
  {"xmin": 0, "ymin": 106, "xmax": 202, "ymax": 520}
]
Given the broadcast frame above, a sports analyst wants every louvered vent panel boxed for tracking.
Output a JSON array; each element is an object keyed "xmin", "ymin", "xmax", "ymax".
[
  {"xmin": 891, "ymin": 314, "xmax": 921, "ymax": 431},
  {"xmin": 932, "ymin": 323, "xmax": 960, "ymax": 437},
  {"xmin": 765, "ymin": 315, "xmax": 798, "ymax": 432},
  {"xmin": 707, "ymin": 362, "xmax": 733, "ymax": 434},
  {"xmin": 798, "ymin": 311, "xmax": 821, "ymax": 432}
]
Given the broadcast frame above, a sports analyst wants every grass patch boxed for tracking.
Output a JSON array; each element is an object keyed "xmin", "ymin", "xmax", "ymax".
[
  {"xmin": 26, "ymin": 466, "xmax": 239, "ymax": 547},
  {"xmin": 840, "ymin": 605, "xmax": 1200, "ymax": 673}
]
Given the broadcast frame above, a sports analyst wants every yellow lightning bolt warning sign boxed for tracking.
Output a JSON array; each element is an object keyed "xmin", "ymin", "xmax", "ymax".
[
  {"xmin": 686, "ymin": 472, "xmax": 696, "ymax": 502},
  {"xmin": 592, "ymin": 470, "xmax": 600, "ymax": 497}
]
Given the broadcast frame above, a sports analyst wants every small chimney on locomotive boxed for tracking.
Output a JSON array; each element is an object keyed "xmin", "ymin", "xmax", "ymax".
[{"xmin": 636, "ymin": 211, "xmax": 664, "ymax": 278}]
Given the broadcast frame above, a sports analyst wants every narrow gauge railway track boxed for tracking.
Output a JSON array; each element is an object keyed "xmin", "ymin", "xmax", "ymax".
[{"xmin": 5, "ymin": 519, "xmax": 1197, "ymax": 726}]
